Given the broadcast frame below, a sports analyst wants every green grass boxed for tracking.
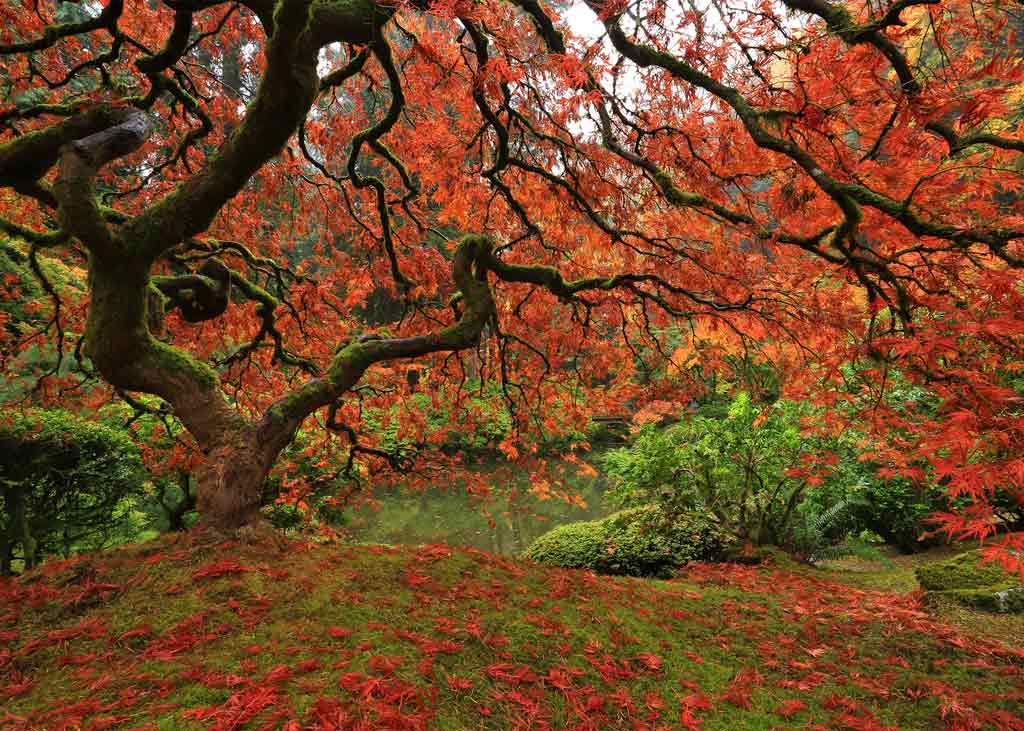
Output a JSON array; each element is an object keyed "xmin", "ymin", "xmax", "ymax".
[{"xmin": 1, "ymin": 535, "xmax": 1022, "ymax": 730}]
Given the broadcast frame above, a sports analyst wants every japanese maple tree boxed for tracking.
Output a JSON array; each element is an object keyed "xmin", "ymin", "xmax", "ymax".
[{"xmin": 0, "ymin": 0, "xmax": 1022, "ymax": 553}]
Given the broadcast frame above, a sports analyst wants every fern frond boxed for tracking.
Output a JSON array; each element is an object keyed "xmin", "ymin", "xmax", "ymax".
[{"xmin": 811, "ymin": 538, "xmax": 893, "ymax": 567}]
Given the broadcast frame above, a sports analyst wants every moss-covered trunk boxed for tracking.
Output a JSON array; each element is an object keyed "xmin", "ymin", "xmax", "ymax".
[{"xmin": 84, "ymin": 259, "xmax": 274, "ymax": 531}]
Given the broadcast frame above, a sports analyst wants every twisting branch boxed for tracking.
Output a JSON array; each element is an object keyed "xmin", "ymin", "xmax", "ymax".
[
  {"xmin": 260, "ymin": 235, "xmax": 497, "ymax": 454},
  {"xmin": 152, "ymin": 259, "xmax": 232, "ymax": 323},
  {"xmin": 779, "ymin": 0, "xmax": 936, "ymax": 92},
  {"xmin": 483, "ymin": 249, "xmax": 753, "ymax": 312},
  {"xmin": 0, "ymin": 105, "xmax": 143, "ymax": 189},
  {"xmin": 53, "ymin": 109, "xmax": 150, "ymax": 259},
  {"xmin": 135, "ymin": 8, "xmax": 194, "ymax": 75},
  {"xmin": 326, "ymin": 403, "xmax": 417, "ymax": 473},
  {"xmin": 345, "ymin": 39, "xmax": 415, "ymax": 291},
  {"xmin": 47, "ymin": 102, "xmax": 249, "ymax": 455},
  {"xmin": 0, "ymin": 0, "xmax": 124, "ymax": 55}
]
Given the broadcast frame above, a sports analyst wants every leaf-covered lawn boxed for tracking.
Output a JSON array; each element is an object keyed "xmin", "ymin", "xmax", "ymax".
[{"xmin": 2, "ymin": 536, "xmax": 1022, "ymax": 731}]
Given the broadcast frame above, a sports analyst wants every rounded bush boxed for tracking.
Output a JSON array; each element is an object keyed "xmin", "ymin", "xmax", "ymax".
[
  {"xmin": 523, "ymin": 506, "xmax": 726, "ymax": 578},
  {"xmin": 932, "ymin": 587, "xmax": 1024, "ymax": 614},
  {"xmin": 915, "ymin": 550, "xmax": 1012, "ymax": 591},
  {"xmin": 521, "ymin": 519, "xmax": 607, "ymax": 570},
  {"xmin": 916, "ymin": 549, "xmax": 1023, "ymax": 614}
]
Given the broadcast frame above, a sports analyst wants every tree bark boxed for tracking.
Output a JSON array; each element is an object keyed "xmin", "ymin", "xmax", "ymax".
[
  {"xmin": 194, "ymin": 432, "xmax": 275, "ymax": 531},
  {"xmin": 0, "ymin": 485, "xmax": 13, "ymax": 576},
  {"xmin": 9, "ymin": 487, "xmax": 36, "ymax": 571}
]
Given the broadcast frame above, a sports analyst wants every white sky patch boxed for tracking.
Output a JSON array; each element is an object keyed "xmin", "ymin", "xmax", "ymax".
[{"xmin": 563, "ymin": 1, "xmax": 606, "ymax": 41}]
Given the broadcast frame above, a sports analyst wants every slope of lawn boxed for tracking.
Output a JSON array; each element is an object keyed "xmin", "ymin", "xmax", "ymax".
[
  {"xmin": 2, "ymin": 534, "xmax": 1023, "ymax": 731},
  {"xmin": 819, "ymin": 546, "xmax": 1024, "ymax": 649}
]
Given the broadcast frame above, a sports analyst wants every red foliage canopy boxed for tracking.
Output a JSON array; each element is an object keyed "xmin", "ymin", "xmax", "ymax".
[{"xmin": 0, "ymin": 0, "xmax": 1022, "ymax": 553}]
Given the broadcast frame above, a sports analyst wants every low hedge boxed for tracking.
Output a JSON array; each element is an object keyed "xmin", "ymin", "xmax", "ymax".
[
  {"xmin": 927, "ymin": 586, "xmax": 1024, "ymax": 613},
  {"xmin": 915, "ymin": 550, "xmax": 1023, "ymax": 614},
  {"xmin": 916, "ymin": 550, "xmax": 1011, "ymax": 591},
  {"xmin": 523, "ymin": 506, "xmax": 726, "ymax": 578}
]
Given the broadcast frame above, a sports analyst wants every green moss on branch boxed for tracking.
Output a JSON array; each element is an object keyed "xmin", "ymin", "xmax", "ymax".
[{"xmin": 259, "ymin": 235, "xmax": 494, "ymax": 452}]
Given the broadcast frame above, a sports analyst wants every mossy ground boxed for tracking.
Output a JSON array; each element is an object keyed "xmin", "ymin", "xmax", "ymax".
[
  {"xmin": 820, "ymin": 544, "xmax": 1024, "ymax": 647},
  {"xmin": 2, "ymin": 535, "xmax": 1023, "ymax": 730}
]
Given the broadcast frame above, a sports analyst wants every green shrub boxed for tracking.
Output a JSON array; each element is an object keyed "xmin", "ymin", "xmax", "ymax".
[
  {"xmin": 523, "ymin": 506, "xmax": 727, "ymax": 578},
  {"xmin": 0, "ymin": 409, "xmax": 145, "ymax": 574},
  {"xmin": 521, "ymin": 519, "xmax": 607, "ymax": 570},
  {"xmin": 604, "ymin": 393, "xmax": 824, "ymax": 547},
  {"xmin": 799, "ymin": 455, "xmax": 950, "ymax": 555},
  {"xmin": 915, "ymin": 550, "xmax": 1023, "ymax": 614},
  {"xmin": 915, "ymin": 550, "xmax": 1011, "ymax": 591},
  {"xmin": 787, "ymin": 496, "xmax": 892, "ymax": 565},
  {"xmin": 851, "ymin": 478, "xmax": 947, "ymax": 553},
  {"xmin": 822, "ymin": 365, "xmax": 956, "ymax": 553},
  {"xmin": 929, "ymin": 586, "xmax": 1024, "ymax": 613}
]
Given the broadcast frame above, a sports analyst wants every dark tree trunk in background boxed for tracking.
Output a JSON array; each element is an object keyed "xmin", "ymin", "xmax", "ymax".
[
  {"xmin": 169, "ymin": 473, "xmax": 196, "ymax": 531},
  {"xmin": 5, "ymin": 488, "xmax": 37, "ymax": 571}
]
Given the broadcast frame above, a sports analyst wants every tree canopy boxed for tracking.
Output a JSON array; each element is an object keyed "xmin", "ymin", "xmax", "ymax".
[{"xmin": 0, "ymin": 0, "xmax": 1022, "ymax": 562}]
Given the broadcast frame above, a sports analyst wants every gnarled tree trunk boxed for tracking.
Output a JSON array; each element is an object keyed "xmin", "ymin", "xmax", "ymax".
[{"xmin": 194, "ymin": 433, "xmax": 276, "ymax": 531}]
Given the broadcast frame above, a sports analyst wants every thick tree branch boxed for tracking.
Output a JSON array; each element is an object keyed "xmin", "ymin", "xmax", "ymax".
[
  {"xmin": 52, "ymin": 109, "xmax": 149, "ymax": 259},
  {"xmin": 121, "ymin": 0, "xmax": 322, "ymax": 260},
  {"xmin": 0, "ymin": 0, "xmax": 124, "ymax": 55},
  {"xmin": 259, "ymin": 235, "xmax": 496, "ymax": 453},
  {"xmin": 779, "ymin": 0, "xmax": 933, "ymax": 92},
  {"xmin": 482, "ymin": 249, "xmax": 752, "ymax": 312},
  {"xmin": 0, "ymin": 105, "xmax": 141, "ymax": 188},
  {"xmin": 153, "ymin": 259, "xmax": 232, "ymax": 323},
  {"xmin": 47, "ymin": 105, "xmax": 246, "ymax": 458}
]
